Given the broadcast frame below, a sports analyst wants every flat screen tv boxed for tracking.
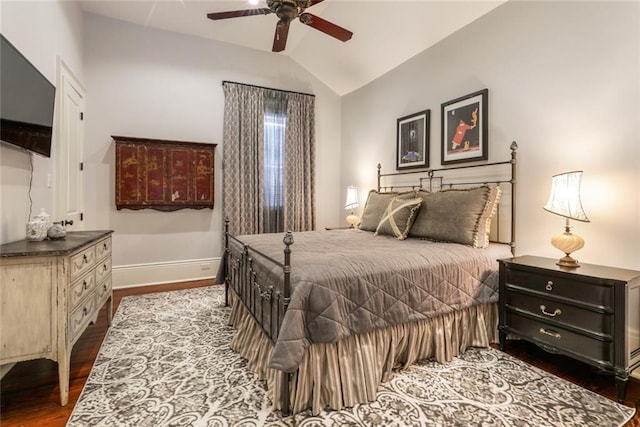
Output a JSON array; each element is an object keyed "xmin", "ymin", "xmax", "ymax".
[{"xmin": 1, "ymin": 33, "xmax": 56, "ymax": 158}]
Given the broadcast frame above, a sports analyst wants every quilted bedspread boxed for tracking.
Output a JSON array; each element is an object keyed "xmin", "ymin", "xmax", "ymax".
[{"xmin": 228, "ymin": 229, "xmax": 513, "ymax": 373}]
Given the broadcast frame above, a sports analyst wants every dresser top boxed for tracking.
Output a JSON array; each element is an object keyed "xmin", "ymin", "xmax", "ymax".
[
  {"xmin": 0, "ymin": 230, "xmax": 113, "ymax": 258},
  {"xmin": 499, "ymin": 255, "xmax": 640, "ymax": 283}
]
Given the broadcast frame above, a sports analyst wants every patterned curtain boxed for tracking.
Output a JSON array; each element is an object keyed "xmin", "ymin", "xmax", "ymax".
[
  {"xmin": 284, "ymin": 93, "xmax": 316, "ymax": 232},
  {"xmin": 222, "ymin": 82, "xmax": 316, "ymax": 236},
  {"xmin": 222, "ymin": 83, "xmax": 265, "ymax": 236}
]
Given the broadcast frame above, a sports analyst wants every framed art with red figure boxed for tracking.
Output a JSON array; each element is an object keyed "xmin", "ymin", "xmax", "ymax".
[{"xmin": 441, "ymin": 89, "xmax": 488, "ymax": 165}]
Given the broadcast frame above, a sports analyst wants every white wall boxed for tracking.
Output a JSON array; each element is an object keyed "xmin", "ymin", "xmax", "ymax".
[
  {"xmin": 0, "ymin": 0, "xmax": 85, "ymax": 244},
  {"xmin": 341, "ymin": 1, "xmax": 640, "ymax": 270},
  {"xmin": 82, "ymin": 14, "xmax": 342, "ymax": 271}
]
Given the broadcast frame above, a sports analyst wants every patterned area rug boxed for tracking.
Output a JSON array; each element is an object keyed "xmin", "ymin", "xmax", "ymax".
[{"xmin": 67, "ymin": 286, "xmax": 635, "ymax": 427}]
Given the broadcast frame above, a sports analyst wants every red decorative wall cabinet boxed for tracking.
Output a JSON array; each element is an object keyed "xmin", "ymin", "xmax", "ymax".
[{"xmin": 114, "ymin": 136, "xmax": 216, "ymax": 211}]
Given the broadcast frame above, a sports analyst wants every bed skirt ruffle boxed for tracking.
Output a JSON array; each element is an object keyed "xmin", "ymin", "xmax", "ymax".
[{"xmin": 227, "ymin": 288, "xmax": 498, "ymax": 415}]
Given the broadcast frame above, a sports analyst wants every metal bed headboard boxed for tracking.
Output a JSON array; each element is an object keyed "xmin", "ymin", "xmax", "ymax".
[{"xmin": 376, "ymin": 141, "xmax": 517, "ymax": 254}]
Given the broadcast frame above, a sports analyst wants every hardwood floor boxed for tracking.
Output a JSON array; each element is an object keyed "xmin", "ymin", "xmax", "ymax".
[{"xmin": 1, "ymin": 280, "xmax": 638, "ymax": 426}]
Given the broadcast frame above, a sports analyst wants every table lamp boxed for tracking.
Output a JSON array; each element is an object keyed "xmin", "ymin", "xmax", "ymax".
[
  {"xmin": 543, "ymin": 171, "xmax": 590, "ymax": 268},
  {"xmin": 345, "ymin": 186, "xmax": 359, "ymax": 228}
]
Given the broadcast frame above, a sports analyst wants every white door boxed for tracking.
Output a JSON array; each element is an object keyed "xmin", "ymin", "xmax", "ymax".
[{"xmin": 55, "ymin": 59, "xmax": 85, "ymax": 230}]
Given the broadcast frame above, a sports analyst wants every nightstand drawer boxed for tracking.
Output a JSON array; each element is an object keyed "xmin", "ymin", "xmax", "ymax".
[
  {"xmin": 506, "ymin": 269, "xmax": 613, "ymax": 308},
  {"xmin": 507, "ymin": 312, "xmax": 613, "ymax": 365},
  {"xmin": 505, "ymin": 291, "xmax": 613, "ymax": 336}
]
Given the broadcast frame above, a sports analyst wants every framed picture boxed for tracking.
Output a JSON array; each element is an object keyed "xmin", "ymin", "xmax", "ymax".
[
  {"xmin": 441, "ymin": 89, "xmax": 488, "ymax": 165},
  {"xmin": 396, "ymin": 109, "xmax": 430, "ymax": 170}
]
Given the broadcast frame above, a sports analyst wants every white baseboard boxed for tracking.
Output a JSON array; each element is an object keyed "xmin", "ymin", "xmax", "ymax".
[{"xmin": 112, "ymin": 258, "xmax": 220, "ymax": 289}]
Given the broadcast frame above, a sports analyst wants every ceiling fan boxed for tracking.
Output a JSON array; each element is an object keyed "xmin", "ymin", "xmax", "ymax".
[{"xmin": 206, "ymin": 0, "xmax": 353, "ymax": 52}]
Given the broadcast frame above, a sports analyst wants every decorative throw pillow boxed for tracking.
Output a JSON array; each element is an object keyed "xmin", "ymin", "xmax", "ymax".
[
  {"xmin": 475, "ymin": 186, "xmax": 502, "ymax": 248},
  {"xmin": 375, "ymin": 196, "xmax": 422, "ymax": 240},
  {"xmin": 408, "ymin": 186, "xmax": 500, "ymax": 248},
  {"xmin": 359, "ymin": 190, "xmax": 398, "ymax": 231}
]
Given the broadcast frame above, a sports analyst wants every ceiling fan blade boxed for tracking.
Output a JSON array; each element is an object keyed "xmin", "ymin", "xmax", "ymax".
[
  {"xmin": 299, "ymin": 13, "xmax": 353, "ymax": 42},
  {"xmin": 206, "ymin": 8, "xmax": 271, "ymax": 20},
  {"xmin": 272, "ymin": 21, "xmax": 290, "ymax": 52}
]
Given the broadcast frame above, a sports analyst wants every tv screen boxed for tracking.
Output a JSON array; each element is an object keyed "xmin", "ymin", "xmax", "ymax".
[{"xmin": 0, "ymin": 33, "xmax": 55, "ymax": 158}]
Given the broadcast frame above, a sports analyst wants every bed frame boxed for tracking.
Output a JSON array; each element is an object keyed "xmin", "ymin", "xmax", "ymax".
[{"xmin": 222, "ymin": 141, "xmax": 518, "ymax": 415}]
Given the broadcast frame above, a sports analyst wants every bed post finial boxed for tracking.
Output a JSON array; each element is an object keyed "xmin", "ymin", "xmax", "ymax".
[{"xmin": 377, "ymin": 163, "xmax": 382, "ymax": 192}]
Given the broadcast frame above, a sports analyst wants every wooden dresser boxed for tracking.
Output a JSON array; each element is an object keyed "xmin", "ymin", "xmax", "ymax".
[
  {"xmin": 498, "ymin": 255, "xmax": 640, "ymax": 403},
  {"xmin": 0, "ymin": 230, "xmax": 114, "ymax": 405}
]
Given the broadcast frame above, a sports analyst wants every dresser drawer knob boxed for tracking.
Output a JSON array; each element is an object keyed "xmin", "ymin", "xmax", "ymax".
[
  {"xmin": 103, "ymin": 243, "xmax": 108, "ymax": 250},
  {"xmin": 83, "ymin": 280, "xmax": 88, "ymax": 290},
  {"xmin": 83, "ymin": 307, "xmax": 88, "ymax": 316},
  {"xmin": 540, "ymin": 305, "xmax": 561, "ymax": 317},
  {"xmin": 545, "ymin": 281, "xmax": 554, "ymax": 291},
  {"xmin": 83, "ymin": 254, "xmax": 88, "ymax": 264},
  {"xmin": 539, "ymin": 328, "xmax": 561, "ymax": 339}
]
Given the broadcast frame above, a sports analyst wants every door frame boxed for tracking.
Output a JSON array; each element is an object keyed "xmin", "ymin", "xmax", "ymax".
[{"xmin": 54, "ymin": 57, "xmax": 85, "ymax": 229}]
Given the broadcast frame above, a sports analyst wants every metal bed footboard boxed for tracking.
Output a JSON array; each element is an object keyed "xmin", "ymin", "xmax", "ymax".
[{"xmin": 222, "ymin": 219, "xmax": 295, "ymax": 415}]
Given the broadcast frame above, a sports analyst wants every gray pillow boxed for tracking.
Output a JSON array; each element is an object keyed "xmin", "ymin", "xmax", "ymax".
[
  {"xmin": 359, "ymin": 190, "xmax": 398, "ymax": 231},
  {"xmin": 409, "ymin": 186, "xmax": 500, "ymax": 248},
  {"xmin": 375, "ymin": 196, "xmax": 422, "ymax": 240}
]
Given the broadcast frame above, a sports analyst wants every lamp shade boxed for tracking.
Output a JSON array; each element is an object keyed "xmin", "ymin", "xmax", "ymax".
[
  {"xmin": 543, "ymin": 171, "xmax": 590, "ymax": 222},
  {"xmin": 345, "ymin": 186, "xmax": 358, "ymax": 210}
]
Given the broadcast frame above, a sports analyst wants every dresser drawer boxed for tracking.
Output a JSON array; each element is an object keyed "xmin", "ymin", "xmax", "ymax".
[
  {"xmin": 96, "ymin": 237, "xmax": 112, "ymax": 262},
  {"xmin": 505, "ymin": 290, "xmax": 613, "ymax": 336},
  {"xmin": 506, "ymin": 311, "xmax": 613, "ymax": 365},
  {"xmin": 69, "ymin": 291, "xmax": 97, "ymax": 342},
  {"xmin": 96, "ymin": 275, "xmax": 112, "ymax": 304},
  {"xmin": 95, "ymin": 257, "xmax": 112, "ymax": 284},
  {"xmin": 506, "ymin": 268, "xmax": 613, "ymax": 308},
  {"xmin": 69, "ymin": 271, "xmax": 96, "ymax": 309},
  {"xmin": 70, "ymin": 246, "xmax": 96, "ymax": 281}
]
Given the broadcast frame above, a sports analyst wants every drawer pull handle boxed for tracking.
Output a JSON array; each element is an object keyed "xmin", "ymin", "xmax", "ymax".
[
  {"xmin": 83, "ymin": 307, "xmax": 88, "ymax": 316},
  {"xmin": 545, "ymin": 281, "xmax": 553, "ymax": 291},
  {"xmin": 540, "ymin": 305, "xmax": 561, "ymax": 317},
  {"xmin": 103, "ymin": 243, "xmax": 108, "ymax": 250},
  {"xmin": 83, "ymin": 254, "xmax": 88, "ymax": 264},
  {"xmin": 83, "ymin": 280, "xmax": 88, "ymax": 290},
  {"xmin": 103, "ymin": 284, "xmax": 107, "ymax": 291},
  {"xmin": 539, "ymin": 328, "xmax": 561, "ymax": 339},
  {"xmin": 103, "ymin": 264, "xmax": 108, "ymax": 272}
]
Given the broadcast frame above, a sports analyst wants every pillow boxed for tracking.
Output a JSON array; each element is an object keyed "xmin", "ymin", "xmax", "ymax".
[
  {"xmin": 409, "ymin": 186, "xmax": 501, "ymax": 248},
  {"xmin": 359, "ymin": 190, "xmax": 398, "ymax": 231},
  {"xmin": 475, "ymin": 186, "xmax": 502, "ymax": 248},
  {"xmin": 375, "ymin": 196, "xmax": 422, "ymax": 240}
]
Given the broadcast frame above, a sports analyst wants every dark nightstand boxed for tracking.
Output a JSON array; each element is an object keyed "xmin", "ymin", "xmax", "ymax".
[{"xmin": 498, "ymin": 255, "xmax": 640, "ymax": 403}]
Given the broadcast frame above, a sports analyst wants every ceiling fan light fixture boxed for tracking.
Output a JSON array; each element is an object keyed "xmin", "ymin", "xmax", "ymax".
[{"xmin": 207, "ymin": 0, "xmax": 352, "ymax": 52}]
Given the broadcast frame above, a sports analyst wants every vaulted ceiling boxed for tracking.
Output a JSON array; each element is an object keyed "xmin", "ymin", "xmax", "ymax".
[{"xmin": 80, "ymin": 1, "xmax": 505, "ymax": 95}]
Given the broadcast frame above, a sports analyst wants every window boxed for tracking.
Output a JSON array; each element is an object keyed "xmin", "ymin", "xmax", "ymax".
[{"xmin": 263, "ymin": 101, "xmax": 286, "ymax": 232}]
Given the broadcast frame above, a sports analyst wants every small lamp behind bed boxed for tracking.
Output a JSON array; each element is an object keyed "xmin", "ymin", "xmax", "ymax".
[
  {"xmin": 345, "ymin": 186, "xmax": 359, "ymax": 228},
  {"xmin": 543, "ymin": 171, "xmax": 590, "ymax": 268}
]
